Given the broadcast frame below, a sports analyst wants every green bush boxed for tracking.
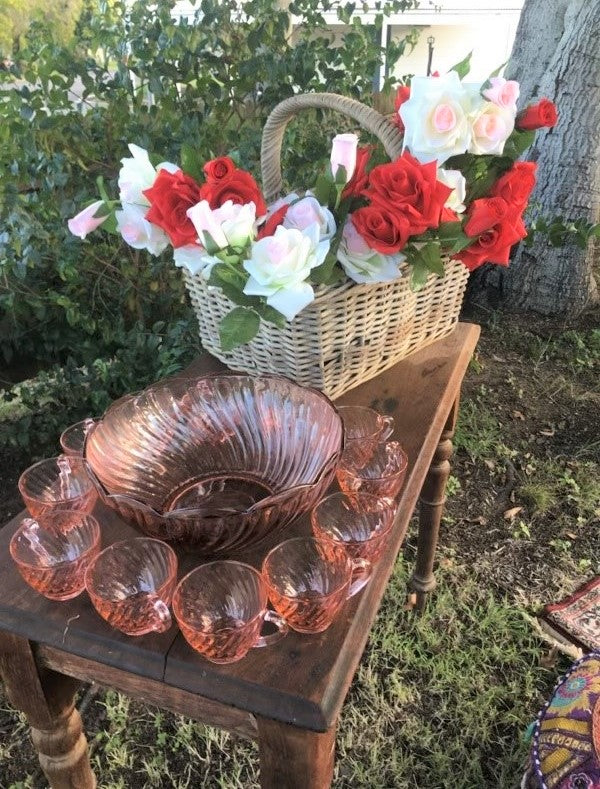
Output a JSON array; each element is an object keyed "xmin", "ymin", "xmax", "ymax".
[{"xmin": 0, "ymin": 0, "xmax": 417, "ymax": 366}]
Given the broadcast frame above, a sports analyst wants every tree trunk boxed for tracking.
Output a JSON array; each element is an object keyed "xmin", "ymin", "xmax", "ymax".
[{"xmin": 469, "ymin": 0, "xmax": 600, "ymax": 316}]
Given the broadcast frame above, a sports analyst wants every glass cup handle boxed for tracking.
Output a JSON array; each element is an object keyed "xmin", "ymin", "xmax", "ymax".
[
  {"xmin": 348, "ymin": 558, "xmax": 372, "ymax": 598},
  {"xmin": 381, "ymin": 415, "xmax": 395, "ymax": 440},
  {"xmin": 255, "ymin": 609, "xmax": 288, "ymax": 648},
  {"xmin": 148, "ymin": 595, "xmax": 172, "ymax": 633}
]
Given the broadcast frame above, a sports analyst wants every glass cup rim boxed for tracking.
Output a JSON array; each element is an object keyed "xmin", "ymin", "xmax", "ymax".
[
  {"xmin": 337, "ymin": 405, "xmax": 387, "ymax": 440},
  {"xmin": 10, "ymin": 513, "xmax": 101, "ymax": 569},
  {"xmin": 311, "ymin": 491, "xmax": 395, "ymax": 542},
  {"xmin": 85, "ymin": 537, "xmax": 177, "ymax": 601},
  {"xmin": 343, "ymin": 442, "xmax": 409, "ymax": 482},
  {"xmin": 262, "ymin": 536, "xmax": 353, "ymax": 599},
  {"xmin": 173, "ymin": 560, "xmax": 267, "ymax": 631},
  {"xmin": 18, "ymin": 455, "xmax": 95, "ymax": 503},
  {"xmin": 60, "ymin": 418, "xmax": 99, "ymax": 450}
]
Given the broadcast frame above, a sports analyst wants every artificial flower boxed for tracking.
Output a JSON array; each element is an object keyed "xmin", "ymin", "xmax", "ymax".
[
  {"xmin": 173, "ymin": 245, "xmax": 219, "ymax": 277},
  {"xmin": 463, "ymin": 197, "xmax": 509, "ymax": 237},
  {"xmin": 116, "ymin": 203, "xmax": 169, "ymax": 255},
  {"xmin": 338, "ymin": 220, "xmax": 405, "ymax": 283},
  {"xmin": 457, "ymin": 214, "xmax": 527, "ymax": 271},
  {"xmin": 468, "ymin": 100, "xmax": 515, "ymax": 155},
  {"xmin": 257, "ymin": 203, "xmax": 290, "ymax": 239},
  {"xmin": 143, "ymin": 168, "xmax": 203, "ymax": 248},
  {"xmin": 187, "ymin": 200, "xmax": 256, "ymax": 250},
  {"xmin": 482, "ymin": 77, "xmax": 520, "ymax": 112},
  {"xmin": 342, "ymin": 145, "xmax": 373, "ymax": 200},
  {"xmin": 243, "ymin": 224, "xmax": 329, "ymax": 320},
  {"xmin": 199, "ymin": 170, "xmax": 267, "ymax": 217},
  {"xmin": 283, "ymin": 195, "xmax": 336, "ymax": 240},
  {"xmin": 516, "ymin": 98, "xmax": 558, "ymax": 130},
  {"xmin": 400, "ymin": 71, "xmax": 475, "ymax": 164},
  {"xmin": 350, "ymin": 204, "xmax": 410, "ymax": 255},
  {"xmin": 393, "ymin": 85, "xmax": 411, "ymax": 132},
  {"xmin": 203, "ymin": 156, "xmax": 236, "ymax": 182},
  {"xmin": 67, "ymin": 200, "xmax": 109, "ymax": 239},
  {"xmin": 490, "ymin": 162, "xmax": 537, "ymax": 211},
  {"xmin": 365, "ymin": 151, "xmax": 452, "ymax": 236},
  {"xmin": 330, "ymin": 133, "xmax": 358, "ymax": 182},
  {"xmin": 118, "ymin": 144, "xmax": 178, "ymax": 206},
  {"xmin": 437, "ymin": 168, "xmax": 467, "ymax": 214}
]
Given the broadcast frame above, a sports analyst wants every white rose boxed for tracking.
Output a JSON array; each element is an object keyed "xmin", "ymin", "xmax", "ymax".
[
  {"xmin": 337, "ymin": 221, "xmax": 404, "ymax": 284},
  {"xmin": 116, "ymin": 203, "xmax": 170, "ymax": 256},
  {"xmin": 173, "ymin": 245, "xmax": 219, "ymax": 277},
  {"xmin": 400, "ymin": 72, "xmax": 476, "ymax": 165},
  {"xmin": 243, "ymin": 224, "xmax": 329, "ymax": 320},
  {"xmin": 468, "ymin": 100, "xmax": 515, "ymax": 155},
  {"xmin": 330, "ymin": 133, "xmax": 358, "ymax": 183},
  {"xmin": 437, "ymin": 169, "xmax": 467, "ymax": 214},
  {"xmin": 283, "ymin": 195, "xmax": 336, "ymax": 241},
  {"xmin": 187, "ymin": 200, "xmax": 256, "ymax": 250},
  {"xmin": 118, "ymin": 144, "xmax": 178, "ymax": 206}
]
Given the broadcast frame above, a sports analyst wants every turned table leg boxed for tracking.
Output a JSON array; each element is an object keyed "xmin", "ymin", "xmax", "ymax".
[
  {"xmin": 409, "ymin": 395, "xmax": 459, "ymax": 613},
  {"xmin": 0, "ymin": 632, "xmax": 96, "ymax": 789},
  {"xmin": 258, "ymin": 717, "xmax": 336, "ymax": 789}
]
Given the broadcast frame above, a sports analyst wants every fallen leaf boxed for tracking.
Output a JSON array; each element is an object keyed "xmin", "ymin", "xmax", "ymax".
[
  {"xmin": 540, "ymin": 427, "xmax": 556, "ymax": 437},
  {"xmin": 484, "ymin": 459, "xmax": 496, "ymax": 470},
  {"xmin": 513, "ymin": 410, "xmax": 525, "ymax": 420},
  {"xmin": 492, "ymin": 355, "xmax": 507, "ymax": 362},
  {"xmin": 540, "ymin": 646, "xmax": 559, "ymax": 669},
  {"xmin": 566, "ymin": 532, "xmax": 578, "ymax": 540},
  {"xmin": 504, "ymin": 506, "xmax": 523, "ymax": 520}
]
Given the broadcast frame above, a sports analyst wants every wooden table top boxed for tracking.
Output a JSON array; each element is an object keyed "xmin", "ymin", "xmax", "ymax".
[{"xmin": 0, "ymin": 323, "xmax": 479, "ymax": 732}]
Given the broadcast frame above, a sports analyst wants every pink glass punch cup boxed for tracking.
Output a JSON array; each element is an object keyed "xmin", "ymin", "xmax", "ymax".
[
  {"xmin": 337, "ymin": 406, "xmax": 394, "ymax": 466},
  {"xmin": 10, "ymin": 512, "xmax": 101, "ymax": 601},
  {"xmin": 173, "ymin": 561, "xmax": 288, "ymax": 664},
  {"xmin": 59, "ymin": 418, "xmax": 98, "ymax": 457},
  {"xmin": 337, "ymin": 440, "xmax": 408, "ymax": 503},
  {"xmin": 311, "ymin": 491, "xmax": 394, "ymax": 568},
  {"xmin": 85, "ymin": 538, "xmax": 177, "ymax": 636},
  {"xmin": 262, "ymin": 537, "xmax": 371, "ymax": 634},
  {"xmin": 18, "ymin": 455, "xmax": 97, "ymax": 521}
]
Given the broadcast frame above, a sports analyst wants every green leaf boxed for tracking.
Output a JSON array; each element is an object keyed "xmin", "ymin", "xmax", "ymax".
[
  {"xmin": 502, "ymin": 130, "xmax": 535, "ymax": 161},
  {"xmin": 219, "ymin": 307, "xmax": 260, "ymax": 351},
  {"xmin": 311, "ymin": 248, "xmax": 340, "ymax": 285},
  {"xmin": 449, "ymin": 51, "xmax": 472, "ymax": 80},
  {"xmin": 255, "ymin": 303, "xmax": 287, "ymax": 328},
  {"xmin": 437, "ymin": 221, "xmax": 471, "ymax": 254},
  {"xmin": 410, "ymin": 259, "xmax": 430, "ymax": 290},
  {"xmin": 333, "ymin": 164, "xmax": 347, "ymax": 186},
  {"xmin": 313, "ymin": 173, "xmax": 335, "ymax": 208},
  {"xmin": 180, "ymin": 142, "xmax": 204, "ymax": 182}
]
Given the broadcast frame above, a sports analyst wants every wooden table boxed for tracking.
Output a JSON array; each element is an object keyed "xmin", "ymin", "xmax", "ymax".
[{"xmin": 0, "ymin": 322, "xmax": 479, "ymax": 789}]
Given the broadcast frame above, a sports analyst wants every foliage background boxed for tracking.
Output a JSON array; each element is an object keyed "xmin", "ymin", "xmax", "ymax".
[{"xmin": 0, "ymin": 0, "xmax": 417, "ymax": 457}]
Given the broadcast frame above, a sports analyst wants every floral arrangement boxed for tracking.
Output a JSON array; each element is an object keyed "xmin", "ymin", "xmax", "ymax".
[{"xmin": 69, "ymin": 63, "xmax": 557, "ymax": 350}]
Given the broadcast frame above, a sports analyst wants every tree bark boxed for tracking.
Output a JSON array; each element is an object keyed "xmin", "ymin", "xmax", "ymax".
[{"xmin": 469, "ymin": 0, "xmax": 600, "ymax": 316}]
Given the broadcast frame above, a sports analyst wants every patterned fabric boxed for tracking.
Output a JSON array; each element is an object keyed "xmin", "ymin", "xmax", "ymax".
[
  {"xmin": 528, "ymin": 653, "xmax": 600, "ymax": 789},
  {"xmin": 544, "ymin": 578, "xmax": 600, "ymax": 652}
]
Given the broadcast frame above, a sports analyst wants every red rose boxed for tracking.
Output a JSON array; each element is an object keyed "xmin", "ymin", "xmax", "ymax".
[
  {"xmin": 143, "ymin": 168, "xmax": 203, "ymax": 248},
  {"xmin": 393, "ymin": 85, "xmax": 411, "ymax": 132},
  {"xmin": 456, "ymin": 214, "xmax": 527, "ymax": 272},
  {"xmin": 365, "ymin": 151, "xmax": 452, "ymax": 237},
  {"xmin": 257, "ymin": 203, "xmax": 289, "ymax": 239},
  {"xmin": 440, "ymin": 207, "xmax": 459, "ymax": 223},
  {"xmin": 351, "ymin": 205, "xmax": 410, "ymax": 254},
  {"xmin": 516, "ymin": 99, "xmax": 558, "ymax": 131},
  {"xmin": 203, "ymin": 156, "xmax": 236, "ymax": 181},
  {"xmin": 199, "ymin": 170, "xmax": 267, "ymax": 218},
  {"xmin": 342, "ymin": 145, "xmax": 373, "ymax": 200},
  {"xmin": 464, "ymin": 197, "xmax": 509, "ymax": 237},
  {"xmin": 490, "ymin": 162, "xmax": 537, "ymax": 211}
]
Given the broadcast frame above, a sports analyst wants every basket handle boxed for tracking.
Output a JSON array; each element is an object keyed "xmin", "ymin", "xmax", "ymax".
[{"xmin": 260, "ymin": 92, "xmax": 404, "ymax": 203}]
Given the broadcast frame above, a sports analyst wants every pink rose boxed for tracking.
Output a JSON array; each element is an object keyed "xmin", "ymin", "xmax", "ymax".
[
  {"xmin": 330, "ymin": 133, "xmax": 358, "ymax": 183},
  {"xmin": 68, "ymin": 200, "xmax": 108, "ymax": 239},
  {"xmin": 482, "ymin": 77, "xmax": 520, "ymax": 111},
  {"xmin": 283, "ymin": 195, "xmax": 336, "ymax": 240}
]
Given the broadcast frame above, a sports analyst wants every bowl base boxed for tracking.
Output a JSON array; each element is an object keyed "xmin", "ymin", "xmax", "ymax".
[{"xmin": 164, "ymin": 475, "xmax": 274, "ymax": 514}]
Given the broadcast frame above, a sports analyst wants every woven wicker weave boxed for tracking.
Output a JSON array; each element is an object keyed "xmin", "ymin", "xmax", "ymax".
[{"xmin": 183, "ymin": 92, "xmax": 470, "ymax": 399}]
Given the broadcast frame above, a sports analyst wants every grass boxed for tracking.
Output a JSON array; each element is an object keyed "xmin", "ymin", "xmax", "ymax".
[{"xmin": 1, "ymin": 309, "xmax": 598, "ymax": 788}]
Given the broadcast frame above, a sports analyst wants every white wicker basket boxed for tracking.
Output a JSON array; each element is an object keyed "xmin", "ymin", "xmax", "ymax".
[{"xmin": 183, "ymin": 93, "xmax": 470, "ymax": 399}]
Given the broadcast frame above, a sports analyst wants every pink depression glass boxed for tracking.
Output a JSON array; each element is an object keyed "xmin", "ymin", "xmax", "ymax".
[
  {"xmin": 84, "ymin": 375, "xmax": 343, "ymax": 554},
  {"xmin": 337, "ymin": 440, "xmax": 408, "ymax": 502},
  {"xmin": 60, "ymin": 418, "xmax": 99, "ymax": 457},
  {"xmin": 262, "ymin": 537, "xmax": 371, "ymax": 634},
  {"xmin": 337, "ymin": 406, "xmax": 394, "ymax": 466},
  {"xmin": 173, "ymin": 561, "xmax": 287, "ymax": 664},
  {"xmin": 19, "ymin": 455, "xmax": 97, "ymax": 520},
  {"xmin": 85, "ymin": 538, "xmax": 177, "ymax": 636},
  {"xmin": 10, "ymin": 513, "xmax": 100, "ymax": 601},
  {"xmin": 311, "ymin": 491, "xmax": 394, "ymax": 567}
]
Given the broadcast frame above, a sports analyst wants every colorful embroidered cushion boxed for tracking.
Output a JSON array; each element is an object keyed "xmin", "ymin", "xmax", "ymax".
[{"xmin": 527, "ymin": 652, "xmax": 600, "ymax": 789}]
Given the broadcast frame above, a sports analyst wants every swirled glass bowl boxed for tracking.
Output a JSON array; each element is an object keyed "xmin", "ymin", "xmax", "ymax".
[{"xmin": 84, "ymin": 375, "xmax": 343, "ymax": 554}]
